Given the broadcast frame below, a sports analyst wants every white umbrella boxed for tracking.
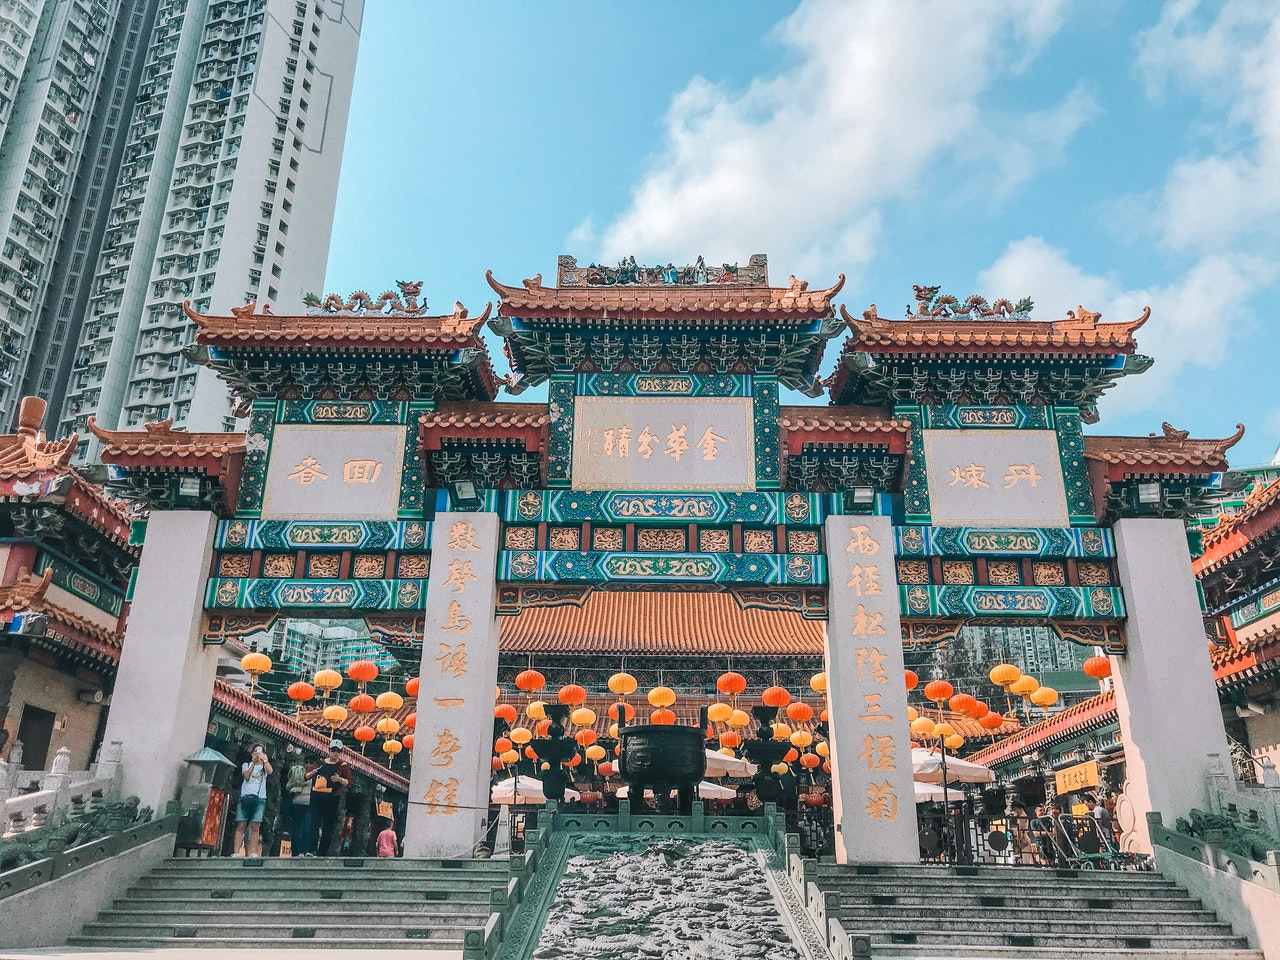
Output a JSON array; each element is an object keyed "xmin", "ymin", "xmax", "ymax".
[
  {"xmin": 617, "ymin": 781, "xmax": 738, "ymax": 801},
  {"xmin": 911, "ymin": 747, "xmax": 994, "ymax": 785},
  {"xmin": 914, "ymin": 781, "xmax": 949, "ymax": 803},
  {"xmin": 704, "ymin": 749, "xmax": 758, "ymax": 778},
  {"xmin": 491, "ymin": 776, "xmax": 581, "ymax": 806}
]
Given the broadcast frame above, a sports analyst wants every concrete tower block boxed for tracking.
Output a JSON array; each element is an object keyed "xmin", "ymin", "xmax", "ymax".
[{"xmin": 1111, "ymin": 517, "xmax": 1232, "ymax": 853}]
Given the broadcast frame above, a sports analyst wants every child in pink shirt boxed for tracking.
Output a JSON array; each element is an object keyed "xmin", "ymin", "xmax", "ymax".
[{"xmin": 376, "ymin": 822, "xmax": 398, "ymax": 858}]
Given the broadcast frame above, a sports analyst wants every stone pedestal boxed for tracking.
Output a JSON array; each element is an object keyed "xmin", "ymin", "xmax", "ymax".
[
  {"xmin": 403, "ymin": 512, "xmax": 501, "ymax": 858},
  {"xmin": 1111, "ymin": 518, "xmax": 1232, "ymax": 853},
  {"xmin": 100, "ymin": 511, "xmax": 219, "ymax": 814},
  {"xmin": 823, "ymin": 515, "xmax": 917, "ymax": 863}
]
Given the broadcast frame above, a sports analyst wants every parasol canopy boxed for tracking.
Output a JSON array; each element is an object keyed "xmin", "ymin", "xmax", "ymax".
[
  {"xmin": 911, "ymin": 747, "xmax": 994, "ymax": 785},
  {"xmin": 491, "ymin": 776, "xmax": 581, "ymax": 806}
]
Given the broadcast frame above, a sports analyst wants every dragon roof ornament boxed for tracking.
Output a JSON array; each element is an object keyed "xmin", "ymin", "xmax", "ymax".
[
  {"xmin": 303, "ymin": 280, "xmax": 430, "ymax": 316},
  {"xmin": 557, "ymin": 254, "xmax": 769, "ymax": 287}
]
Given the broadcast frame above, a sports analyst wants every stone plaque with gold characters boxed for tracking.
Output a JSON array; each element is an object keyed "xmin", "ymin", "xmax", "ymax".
[
  {"xmin": 571, "ymin": 396, "xmax": 756, "ymax": 492},
  {"xmin": 822, "ymin": 514, "xmax": 918, "ymax": 864},
  {"xmin": 260, "ymin": 424, "xmax": 406, "ymax": 520},
  {"xmin": 923, "ymin": 429, "xmax": 1069, "ymax": 527}
]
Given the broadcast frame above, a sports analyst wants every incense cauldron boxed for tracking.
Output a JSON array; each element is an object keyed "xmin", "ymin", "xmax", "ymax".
[{"xmin": 617, "ymin": 723, "xmax": 707, "ymax": 813}]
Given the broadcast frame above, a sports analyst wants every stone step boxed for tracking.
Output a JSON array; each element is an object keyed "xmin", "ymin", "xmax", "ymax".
[
  {"xmin": 809, "ymin": 866, "xmax": 1176, "ymax": 886},
  {"xmin": 839, "ymin": 929, "xmax": 1253, "ymax": 951},
  {"xmin": 77, "ymin": 920, "xmax": 476, "ymax": 940},
  {"xmin": 829, "ymin": 890, "xmax": 1204, "ymax": 910},
  {"xmin": 152, "ymin": 860, "xmax": 508, "ymax": 877},
  {"xmin": 814, "ymin": 878, "xmax": 1188, "ymax": 900},
  {"xmin": 831, "ymin": 913, "xmax": 1239, "ymax": 938},
  {"xmin": 99, "ymin": 905, "xmax": 493, "ymax": 923},
  {"xmin": 113, "ymin": 892, "xmax": 492, "ymax": 908},
  {"xmin": 867, "ymin": 947, "xmax": 1261, "ymax": 960},
  {"xmin": 835, "ymin": 902, "xmax": 1218, "ymax": 923},
  {"xmin": 66, "ymin": 935, "xmax": 468, "ymax": 950},
  {"xmin": 132, "ymin": 874, "xmax": 504, "ymax": 892},
  {"xmin": 808, "ymin": 863, "xmax": 1163, "ymax": 880}
]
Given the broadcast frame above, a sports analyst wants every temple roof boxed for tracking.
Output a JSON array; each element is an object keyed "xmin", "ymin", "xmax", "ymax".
[
  {"xmin": 419, "ymin": 402, "xmax": 551, "ymax": 436},
  {"xmin": 1085, "ymin": 423, "xmax": 1244, "ymax": 477},
  {"xmin": 1200, "ymin": 475, "xmax": 1280, "ymax": 557},
  {"xmin": 0, "ymin": 568, "xmax": 121, "ymax": 663},
  {"xmin": 0, "ymin": 397, "xmax": 77, "ymax": 476},
  {"xmin": 497, "ymin": 590, "xmax": 826, "ymax": 656},
  {"xmin": 88, "ymin": 417, "xmax": 246, "ymax": 463},
  {"xmin": 779, "ymin": 405, "xmax": 912, "ymax": 454},
  {"xmin": 1210, "ymin": 623, "xmax": 1280, "ymax": 687},
  {"xmin": 967, "ymin": 691, "xmax": 1117, "ymax": 768}
]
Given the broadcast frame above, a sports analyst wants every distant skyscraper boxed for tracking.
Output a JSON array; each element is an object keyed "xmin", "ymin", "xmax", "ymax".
[{"xmin": 22, "ymin": 0, "xmax": 364, "ymax": 460}]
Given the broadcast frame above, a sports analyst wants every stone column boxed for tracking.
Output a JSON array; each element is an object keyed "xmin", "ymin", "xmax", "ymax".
[
  {"xmin": 823, "ymin": 515, "xmax": 917, "ymax": 863},
  {"xmin": 101, "ymin": 510, "xmax": 219, "ymax": 815},
  {"xmin": 1111, "ymin": 517, "xmax": 1232, "ymax": 853},
  {"xmin": 403, "ymin": 512, "xmax": 501, "ymax": 858}
]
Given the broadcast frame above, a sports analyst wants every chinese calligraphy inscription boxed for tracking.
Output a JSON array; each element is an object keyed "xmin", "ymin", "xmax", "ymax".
[{"xmin": 924, "ymin": 430, "xmax": 1069, "ymax": 527}]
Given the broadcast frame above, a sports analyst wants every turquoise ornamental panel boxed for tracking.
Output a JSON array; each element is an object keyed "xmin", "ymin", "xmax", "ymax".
[
  {"xmin": 894, "ymin": 526, "xmax": 1114, "ymax": 558},
  {"xmin": 206, "ymin": 577, "xmax": 427, "ymax": 610},
  {"xmin": 31, "ymin": 547, "xmax": 125, "ymax": 616},
  {"xmin": 502, "ymin": 489, "xmax": 837, "ymax": 525},
  {"xmin": 214, "ymin": 519, "xmax": 431, "ymax": 551},
  {"xmin": 547, "ymin": 379, "xmax": 575, "ymax": 487},
  {"xmin": 927, "ymin": 405, "xmax": 1051, "ymax": 429},
  {"xmin": 277, "ymin": 399, "xmax": 405, "ymax": 423},
  {"xmin": 236, "ymin": 400, "xmax": 277, "ymax": 516},
  {"xmin": 899, "ymin": 584, "xmax": 1125, "ymax": 619},
  {"xmin": 897, "ymin": 406, "xmax": 930, "ymax": 523},
  {"xmin": 575, "ymin": 373, "xmax": 750, "ymax": 397},
  {"xmin": 1227, "ymin": 583, "xmax": 1280, "ymax": 629},
  {"xmin": 1053, "ymin": 407, "xmax": 1096, "ymax": 524},
  {"xmin": 497, "ymin": 550, "xmax": 826, "ymax": 585},
  {"xmin": 752, "ymin": 378, "xmax": 781, "ymax": 490}
]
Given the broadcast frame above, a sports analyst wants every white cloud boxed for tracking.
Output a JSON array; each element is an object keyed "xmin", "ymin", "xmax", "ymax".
[
  {"xmin": 597, "ymin": 0, "xmax": 1085, "ymax": 281},
  {"xmin": 1137, "ymin": 0, "xmax": 1280, "ymax": 252},
  {"xmin": 978, "ymin": 237, "xmax": 1272, "ymax": 415}
]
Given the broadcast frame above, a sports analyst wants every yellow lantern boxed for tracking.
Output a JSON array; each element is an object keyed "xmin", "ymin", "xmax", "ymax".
[
  {"xmin": 1009, "ymin": 675, "xmax": 1040, "ymax": 697},
  {"xmin": 1030, "ymin": 686, "xmax": 1059, "ymax": 710},
  {"xmin": 383, "ymin": 739, "xmax": 402, "ymax": 755},
  {"xmin": 509, "ymin": 727, "xmax": 533, "ymax": 745},
  {"xmin": 322, "ymin": 703, "xmax": 347, "ymax": 736},
  {"xmin": 815, "ymin": 741, "xmax": 830, "ymax": 758},
  {"xmin": 727, "ymin": 709, "xmax": 750, "ymax": 728},
  {"xmin": 647, "ymin": 686, "xmax": 676, "ymax": 708},
  {"xmin": 500, "ymin": 749, "xmax": 519, "ymax": 765},
  {"xmin": 570, "ymin": 707, "xmax": 597, "ymax": 727},
  {"xmin": 585, "ymin": 744, "xmax": 606, "ymax": 762},
  {"xmin": 314, "ymin": 668, "xmax": 343, "ymax": 699},
  {"xmin": 810, "ymin": 672, "xmax": 828, "ymax": 695},
  {"xmin": 790, "ymin": 730, "xmax": 813, "ymax": 749},
  {"xmin": 240, "ymin": 652, "xmax": 272, "ymax": 695},
  {"xmin": 907, "ymin": 705, "xmax": 919, "ymax": 722},
  {"xmin": 772, "ymin": 722, "xmax": 793, "ymax": 741},
  {"xmin": 526, "ymin": 700, "xmax": 547, "ymax": 721},
  {"xmin": 771, "ymin": 762, "xmax": 790, "ymax": 775},
  {"xmin": 608, "ymin": 672, "xmax": 638, "ymax": 696},
  {"xmin": 933, "ymin": 722, "xmax": 955, "ymax": 740},
  {"xmin": 608, "ymin": 722, "xmax": 620, "ymax": 739},
  {"xmin": 376, "ymin": 717, "xmax": 400, "ymax": 737},
  {"xmin": 989, "ymin": 663, "xmax": 1021, "ymax": 688},
  {"xmin": 375, "ymin": 691, "xmax": 404, "ymax": 713},
  {"xmin": 944, "ymin": 734, "xmax": 965, "ymax": 750},
  {"xmin": 707, "ymin": 702, "xmax": 733, "ymax": 724},
  {"xmin": 910, "ymin": 716, "xmax": 936, "ymax": 738}
]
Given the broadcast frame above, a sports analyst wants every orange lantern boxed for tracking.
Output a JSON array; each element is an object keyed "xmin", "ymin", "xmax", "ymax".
[
  {"xmin": 558, "ymin": 684, "xmax": 588, "ymax": 706},
  {"xmin": 761, "ymin": 686, "xmax": 791, "ymax": 708},
  {"xmin": 822, "ymin": 760, "xmax": 831, "ymax": 773},
  {"xmin": 948, "ymin": 693, "xmax": 977, "ymax": 716},
  {"xmin": 535, "ymin": 719, "xmax": 551, "ymax": 737},
  {"xmin": 904, "ymin": 669, "xmax": 919, "ymax": 691},
  {"xmin": 719, "ymin": 730, "xmax": 742, "ymax": 749},
  {"xmin": 404, "ymin": 676, "xmax": 420, "ymax": 697},
  {"xmin": 608, "ymin": 701, "xmax": 636, "ymax": 722},
  {"xmin": 494, "ymin": 736, "xmax": 513, "ymax": 754},
  {"xmin": 1083, "ymin": 656, "xmax": 1112, "ymax": 679},
  {"xmin": 598, "ymin": 761, "xmax": 615, "ymax": 778},
  {"xmin": 785, "ymin": 701, "xmax": 814, "ymax": 723},
  {"xmin": 515, "ymin": 669, "xmax": 546, "ymax": 694},
  {"xmin": 923, "ymin": 680, "xmax": 953, "ymax": 704},
  {"xmin": 969, "ymin": 701, "xmax": 990, "ymax": 720},
  {"xmin": 375, "ymin": 691, "xmax": 404, "ymax": 713},
  {"xmin": 647, "ymin": 686, "xmax": 676, "ymax": 708},
  {"xmin": 576, "ymin": 730, "xmax": 598, "ymax": 747},
  {"xmin": 607, "ymin": 672, "xmax": 638, "ymax": 696},
  {"xmin": 820, "ymin": 707, "xmax": 829, "ymax": 722},
  {"xmin": 989, "ymin": 663, "xmax": 1021, "ymax": 688},
  {"xmin": 404, "ymin": 711, "xmax": 416, "ymax": 730},
  {"xmin": 979, "ymin": 712, "xmax": 1005, "ymax": 730},
  {"xmin": 492, "ymin": 757, "xmax": 504, "ymax": 772},
  {"xmin": 783, "ymin": 748, "xmax": 799, "ymax": 763},
  {"xmin": 524, "ymin": 746, "xmax": 537, "ymax": 760},
  {"xmin": 717, "ymin": 671, "xmax": 747, "ymax": 696},
  {"xmin": 800, "ymin": 752, "xmax": 821, "ymax": 769},
  {"xmin": 349, "ymin": 692, "xmax": 375, "ymax": 714},
  {"xmin": 314, "ymin": 668, "xmax": 342, "ymax": 699},
  {"xmin": 240, "ymin": 652, "xmax": 271, "ymax": 696},
  {"xmin": 566, "ymin": 754, "xmax": 582, "ymax": 768},
  {"xmin": 321, "ymin": 703, "xmax": 347, "ymax": 737},
  {"xmin": 287, "ymin": 681, "xmax": 315, "ymax": 717},
  {"xmin": 353, "ymin": 725, "xmax": 376, "ymax": 754},
  {"xmin": 347, "ymin": 659, "xmax": 379, "ymax": 690},
  {"xmin": 495, "ymin": 703, "xmax": 518, "ymax": 723},
  {"xmin": 650, "ymin": 708, "xmax": 676, "ymax": 725},
  {"xmin": 402, "ymin": 733, "xmax": 414, "ymax": 751}
]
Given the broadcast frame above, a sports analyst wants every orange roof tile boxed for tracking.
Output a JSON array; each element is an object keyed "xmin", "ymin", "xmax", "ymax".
[
  {"xmin": 0, "ymin": 397, "xmax": 76, "ymax": 478},
  {"xmin": 778, "ymin": 405, "xmax": 910, "ymax": 436},
  {"xmin": 419, "ymin": 402, "xmax": 551, "ymax": 432},
  {"xmin": 840, "ymin": 304, "xmax": 1149, "ymax": 353},
  {"xmin": 967, "ymin": 691, "xmax": 1116, "ymax": 767},
  {"xmin": 1201, "ymin": 475, "xmax": 1280, "ymax": 555},
  {"xmin": 88, "ymin": 416, "xmax": 246, "ymax": 459},
  {"xmin": 1085, "ymin": 423, "xmax": 1244, "ymax": 474},
  {"xmin": 183, "ymin": 299, "xmax": 491, "ymax": 347},
  {"xmin": 498, "ymin": 590, "xmax": 826, "ymax": 656},
  {"xmin": 488, "ymin": 271, "xmax": 844, "ymax": 322},
  {"xmin": 0, "ymin": 568, "xmax": 121, "ymax": 660}
]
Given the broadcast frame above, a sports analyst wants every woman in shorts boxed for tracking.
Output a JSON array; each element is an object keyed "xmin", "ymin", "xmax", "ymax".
[{"xmin": 232, "ymin": 743, "xmax": 272, "ymax": 857}]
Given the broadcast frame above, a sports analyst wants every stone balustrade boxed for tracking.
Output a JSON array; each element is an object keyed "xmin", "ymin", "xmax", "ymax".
[
  {"xmin": 1, "ymin": 742, "xmax": 122, "ymax": 839},
  {"xmin": 1208, "ymin": 762, "xmax": 1280, "ymax": 847}
]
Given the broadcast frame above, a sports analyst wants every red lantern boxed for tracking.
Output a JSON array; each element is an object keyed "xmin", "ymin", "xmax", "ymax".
[
  {"xmin": 783, "ymin": 748, "xmax": 799, "ymax": 763},
  {"xmin": 598, "ymin": 761, "xmax": 615, "ymax": 777},
  {"xmin": 822, "ymin": 760, "xmax": 831, "ymax": 773},
  {"xmin": 717, "ymin": 671, "xmax": 747, "ymax": 695},
  {"xmin": 495, "ymin": 703, "xmax": 517, "ymax": 723},
  {"xmin": 1083, "ymin": 656, "xmax": 1112, "ymax": 679},
  {"xmin": 820, "ymin": 708, "xmax": 829, "ymax": 722},
  {"xmin": 904, "ymin": 669, "xmax": 919, "ymax": 691},
  {"xmin": 969, "ymin": 701, "xmax": 990, "ymax": 720},
  {"xmin": 949, "ymin": 693, "xmax": 977, "ymax": 715},
  {"xmin": 405, "ymin": 676, "xmax": 420, "ymax": 697},
  {"xmin": 402, "ymin": 734, "xmax": 414, "ymax": 751},
  {"xmin": 347, "ymin": 660, "xmax": 379, "ymax": 685},
  {"xmin": 761, "ymin": 686, "xmax": 791, "ymax": 708},
  {"xmin": 494, "ymin": 737, "xmax": 513, "ymax": 755},
  {"xmin": 719, "ymin": 731, "xmax": 742, "ymax": 749},
  {"xmin": 566, "ymin": 754, "xmax": 582, "ymax": 768},
  {"xmin": 576, "ymin": 730, "xmax": 598, "ymax": 747},
  {"xmin": 288, "ymin": 681, "xmax": 315, "ymax": 703},
  {"xmin": 515, "ymin": 670, "xmax": 546, "ymax": 693},
  {"xmin": 979, "ymin": 712, "xmax": 1005, "ymax": 730},
  {"xmin": 404, "ymin": 711, "xmax": 416, "ymax": 730},
  {"xmin": 579, "ymin": 791, "xmax": 600, "ymax": 805},
  {"xmin": 650, "ymin": 708, "xmax": 676, "ymax": 725},
  {"xmin": 524, "ymin": 746, "xmax": 537, "ymax": 759},
  {"xmin": 608, "ymin": 701, "xmax": 636, "ymax": 722},
  {"xmin": 923, "ymin": 680, "xmax": 954, "ymax": 704},
  {"xmin": 535, "ymin": 719, "xmax": 551, "ymax": 737},
  {"xmin": 803, "ymin": 792, "xmax": 825, "ymax": 806},
  {"xmin": 353, "ymin": 725, "xmax": 376, "ymax": 754},
  {"xmin": 492, "ymin": 757, "xmax": 504, "ymax": 772},
  {"xmin": 349, "ymin": 693, "xmax": 375, "ymax": 713},
  {"xmin": 785, "ymin": 701, "xmax": 814, "ymax": 723},
  {"xmin": 800, "ymin": 752, "xmax": 821, "ymax": 769},
  {"xmin": 558, "ymin": 684, "xmax": 588, "ymax": 706}
]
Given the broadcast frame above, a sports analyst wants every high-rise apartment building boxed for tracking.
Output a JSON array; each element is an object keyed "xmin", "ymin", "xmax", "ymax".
[
  {"xmin": 13, "ymin": 0, "xmax": 364, "ymax": 460},
  {"xmin": 254, "ymin": 618, "xmax": 398, "ymax": 677}
]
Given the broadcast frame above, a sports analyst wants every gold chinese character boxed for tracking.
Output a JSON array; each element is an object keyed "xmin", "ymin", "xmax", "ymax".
[
  {"xmin": 847, "ymin": 563, "xmax": 882, "ymax": 595},
  {"xmin": 447, "ymin": 521, "xmax": 478, "ymax": 552},
  {"xmin": 949, "ymin": 463, "xmax": 990, "ymax": 488},
  {"xmin": 603, "ymin": 428, "xmax": 615, "ymax": 455},
  {"xmin": 287, "ymin": 456, "xmax": 328, "ymax": 484},
  {"xmin": 1004, "ymin": 463, "xmax": 1042, "ymax": 488},
  {"xmin": 860, "ymin": 692, "xmax": 892, "ymax": 722},
  {"xmin": 865, "ymin": 781, "xmax": 898, "ymax": 821},
  {"xmin": 846, "ymin": 525, "xmax": 881, "ymax": 556},
  {"xmin": 665, "ymin": 424, "xmax": 689, "ymax": 461},
  {"xmin": 852, "ymin": 603, "xmax": 885, "ymax": 637},
  {"xmin": 442, "ymin": 599, "xmax": 472, "ymax": 634},
  {"xmin": 636, "ymin": 426, "xmax": 658, "ymax": 459},
  {"xmin": 856, "ymin": 646, "xmax": 889, "ymax": 684},
  {"xmin": 430, "ymin": 729, "xmax": 462, "ymax": 768},
  {"xmin": 859, "ymin": 735, "xmax": 896, "ymax": 771},
  {"xmin": 444, "ymin": 559, "xmax": 477, "ymax": 593},
  {"xmin": 615, "ymin": 425, "xmax": 631, "ymax": 458},
  {"xmin": 696, "ymin": 427, "xmax": 726, "ymax": 461},
  {"xmin": 423, "ymin": 777, "xmax": 459, "ymax": 815},
  {"xmin": 433, "ymin": 697, "xmax": 465, "ymax": 708},
  {"xmin": 436, "ymin": 642, "xmax": 468, "ymax": 678},
  {"xmin": 342, "ymin": 460, "xmax": 382, "ymax": 483}
]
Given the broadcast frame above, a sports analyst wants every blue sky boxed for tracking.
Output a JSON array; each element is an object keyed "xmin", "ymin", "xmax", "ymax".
[{"xmin": 326, "ymin": 1, "xmax": 1280, "ymax": 466}]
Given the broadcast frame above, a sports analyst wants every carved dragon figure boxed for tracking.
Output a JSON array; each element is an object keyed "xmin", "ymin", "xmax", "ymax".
[
  {"xmin": 907, "ymin": 285, "xmax": 1031, "ymax": 319},
  {"xmin": 314, "ymin": 282, "xmax": 430, "ymax": 315}
]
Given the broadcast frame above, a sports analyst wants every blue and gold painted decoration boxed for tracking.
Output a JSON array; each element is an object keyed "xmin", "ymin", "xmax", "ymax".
[
  {"xmin": 498, "ymin": 550, "xmax": 826, "ymax": 586},
  {"xmin": 752, "ymin": 378, "xmax": 781, "ymax": 489},
  {"xmin": 215, "ymin": 519, "xmax": 431, "ymax": 551},
  {"xmin": 900, "ymin": 584, "xmax": 1125, "ymax": 619},
  {"xmin": 576, "ymin": 373, "xmax": 750, "ymax": 397},
  {"xmin": 1227, "ymin": 582, "xmax": 1280, "ymax": 629},
  {"xmin": 33, "ymin": 549, "xmax": 125, "ymax": 616},
  {"xmin": 897, "ymin": 406, "xmax": 930, "ymax": 523},
  {"xmin": 927, "ymin": 405, "xmax": 1051, "ymax": 429},
  {"xmin": 1053, "ymin": 407, "xmax": 1096, "ymax": 524},
  {"xmin": 547, "ymin": 379, "xmax": 575, "ymax": 487},
  {"xmin": 236, "ymin": 399, "xmax": 277, "ymax": 516},
  {"xmin": 278, "ymin": 399, "xmax": 404, "ymax": 424},
  {"xmin": 503, "ymin": 489, "xmax": 837, "ymax": 525},
  {"xmin": 398, "ymin": 401, "xmax": 433, "ymax": 515},
  {"xmin": 895, "ymin": 525, "xmax": 1114, "ymax": 558},
  {"xmin": 207, "ymin": 577, "xmax": 426, "ymax": 611}
]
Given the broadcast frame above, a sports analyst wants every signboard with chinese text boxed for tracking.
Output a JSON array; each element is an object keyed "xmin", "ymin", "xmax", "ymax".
[
  {"xmin": 571, "ymin": 397, "xmax": 755, "ymax": 492},
  {"xmin": 923, "ymin": 429, "xmax": 1069, "ymax": 527},
  {"xmin": 1055, "ymin": 759, "xmax": 1100, "ymax": 795},
  {"xmin": 260, "ymin": 425, "xmax": 406, "ymax": 520}
]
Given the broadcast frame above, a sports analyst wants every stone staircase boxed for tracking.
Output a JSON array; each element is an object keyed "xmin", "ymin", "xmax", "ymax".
[
  {"xmin": 66, "ymin": 856, "xmax": 511, "ymax": 952},
  {"xmin": 803, "ymin": 862, "xmax": 1262, "ymax": 958}
]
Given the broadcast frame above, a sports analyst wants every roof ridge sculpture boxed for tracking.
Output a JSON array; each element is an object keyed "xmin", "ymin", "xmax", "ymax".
[
  {"xmin": 182, "ymin": 297, "xmax": 492, "ymax": 343},
  {"xmin": 87, "ymin": 415, "xmax": 246, "ymax": 458},
  {"xmin": 1084, "ymin": 422, "xmax": 1245, "ymax": 467},
  {"xmin": 0, "ymin": 397, "xmax": 77, "ymax": 478}
]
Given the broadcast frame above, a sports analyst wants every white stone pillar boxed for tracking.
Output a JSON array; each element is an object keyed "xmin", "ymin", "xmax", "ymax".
[
  {"xmin": 824, "ymin": 515, "xmax": 917, "ymax": 863},
  {"xmin": 1111, "ymin": 517, "xmax": 1232, "ymax": 853},
  {"xmin": 403, "ymin": 512, "xmax": 500, "ymax": 858},
  {"xmin": 101, "ymin": 510, "xmax": 219, "ymax": 814}
]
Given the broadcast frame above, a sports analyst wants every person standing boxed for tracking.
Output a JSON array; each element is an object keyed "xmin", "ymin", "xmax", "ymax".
[
  {"xmin": 307, "ymin": 740, "xmax": 351, "ymax": 856},
  {"xmin": 232, "ymin": 744, "xmax": 272, "ymax": 857},
  {"xmin": 285, "ymin": 754, "xmax": 313, "ymax": 857},
  {"xmin": 376, "ymin": 819, "xmax": 399, "ymax": 858}
]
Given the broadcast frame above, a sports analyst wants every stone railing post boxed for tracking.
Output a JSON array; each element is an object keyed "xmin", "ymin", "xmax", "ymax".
[
  {"xmin": 0, "ymin": 756, "xmax": 16, "ymax": 803},
  {"xmin": 41, "ymin": 746, "xmax": 72, "ymax": 813},
  {"xmin": 91, "ymin": 740, "xmax": 124, "ymax": 795}
]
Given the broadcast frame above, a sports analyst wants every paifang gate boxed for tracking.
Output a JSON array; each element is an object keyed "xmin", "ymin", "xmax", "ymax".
[{"xmin": 95, "ymin": 261, "xmax": 1243, "ymax": 860}]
